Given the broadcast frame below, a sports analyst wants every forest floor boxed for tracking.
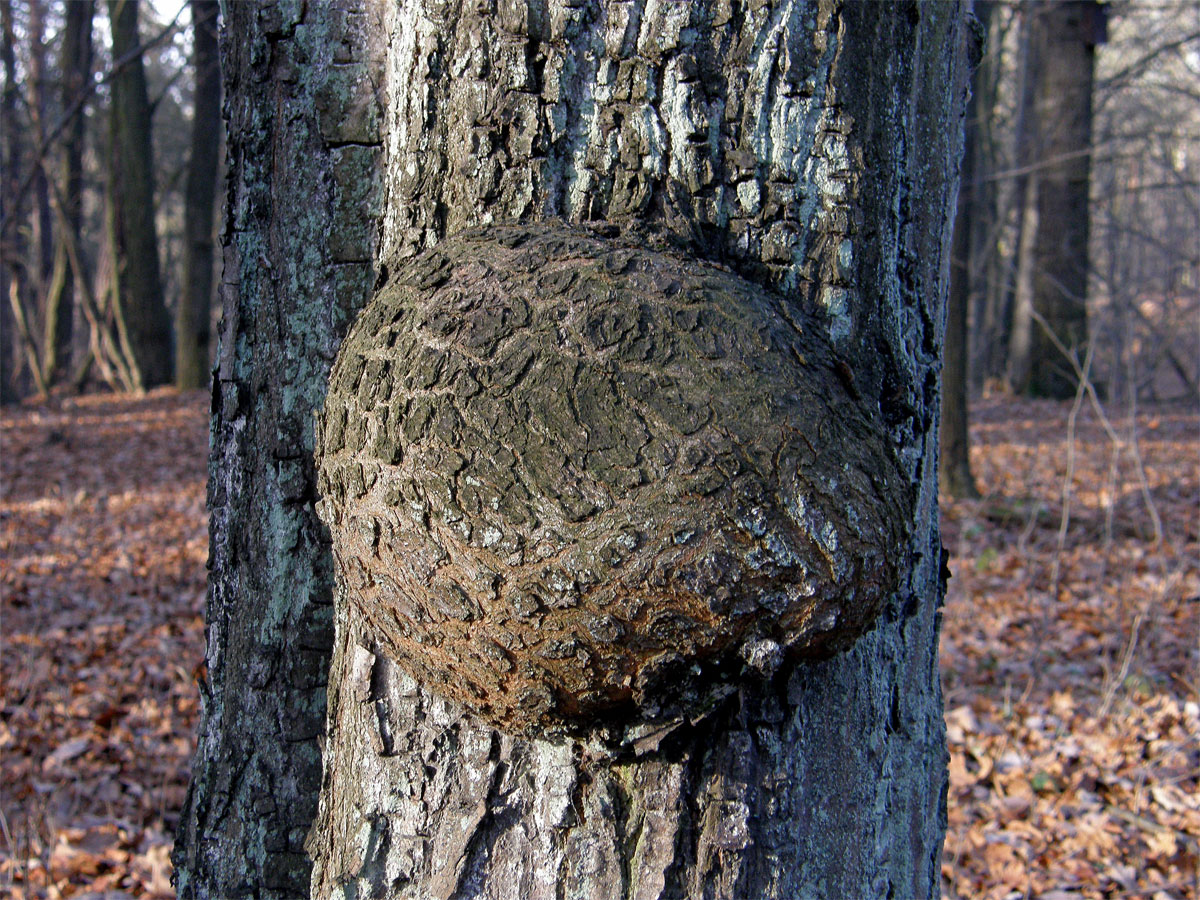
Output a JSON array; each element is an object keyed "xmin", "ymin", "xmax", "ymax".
[{"xmin": 0, "ymin": 389, "xmax": 1196, "ymax": 899}]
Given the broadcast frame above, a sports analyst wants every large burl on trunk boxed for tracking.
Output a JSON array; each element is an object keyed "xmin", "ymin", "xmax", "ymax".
[
  {"xmin": 178, "ymin": 1, "xmax": 969, "ymax": 897},
  {"xmin": 317, "ymin": 223, "xmax": 910, "ymax": 744}
]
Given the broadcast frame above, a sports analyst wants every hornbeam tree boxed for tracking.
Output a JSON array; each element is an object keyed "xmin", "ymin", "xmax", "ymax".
[{"xmin": 175, "ymin": 2, "xmax": 970, "ymax": 897}]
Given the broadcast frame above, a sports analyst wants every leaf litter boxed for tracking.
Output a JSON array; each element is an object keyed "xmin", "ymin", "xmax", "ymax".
[
  {"xmin": 941, "ymin": 396, "xmax": 1198, "ymax": 900},
  {"xmin": 2, "ymin": 390, "xmax": 206, "ymax": 899},
  {"xmin": 1, "ymin": 390, "xmax": 1196, "ymax": 898}
]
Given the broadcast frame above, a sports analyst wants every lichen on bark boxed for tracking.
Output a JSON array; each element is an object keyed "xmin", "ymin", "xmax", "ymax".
[{"xmin": 317, "ymin": 222, "xmax": 909, "ymax": 742}]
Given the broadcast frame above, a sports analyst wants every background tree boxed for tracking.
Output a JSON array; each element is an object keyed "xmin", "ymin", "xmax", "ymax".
[
  {"xmin": 1007, "ymin": 0, "xmax": 1103, "ymax": 398},
  {"xmin": 963, "ymin": 2, "xmax": 1010, "ymax": 394},
  {"xmin": 25, "ymin": 0, "xmax": 55, "ymax": 376},
  {"xmin": 0, "ymin": 0, "xmax": 196, "ymax": 399},
  {"xmin": 175, "ymin": 0, "xmax": 219, "ymax": 390},
  {"xmin": 106, "ymin": 0, "xmax": 171, "ymax": 389},
  {"xmin": 42, "ymin": 0, "xmax": 95, "ymax": 386},
  {"xmin": 1, "ymin": 0, "xmax": 80, "ymax": 397},
  {"xmin": 1, "ymin": 0, "xmax": 23, "ymax": 402},
  {"xmin": 175, "ymin": 1, "xmax": 971, "ymax": 896},
  {"xmin": 1088, "ymin": 0, "xmax": 1199, "ymax": 401},
  {"xmin": 942, "ymin": 1, "xmax": 991, "ymax": 500},
  {"xmin": 0, "ymin": 0, "xmax": 54, "ymax": 397},
  {"xmin": 951, "ymin": 0, "xmax": 1196, "ymax": 403}
]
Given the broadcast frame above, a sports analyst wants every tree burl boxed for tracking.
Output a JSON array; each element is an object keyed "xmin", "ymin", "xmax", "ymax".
[{"xmin": 317, "ymin": 223, "xmax": 910, "ymax": 744}]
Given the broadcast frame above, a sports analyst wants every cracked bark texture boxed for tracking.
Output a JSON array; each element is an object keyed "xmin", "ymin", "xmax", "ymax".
[
  {"xmin": 309, "ymin": 1, "xmax": 969, "ymax": 899},
  {"xmin": 317, "ymin": 224, "xmax": 912, "ymax": 741},
  {"xmin": 174, "ymin": 0, "xmax": 967, "ymax": 896},
  {"xmin": 173, "ymin": 1, "xmax": 387, "ymax": 896}
]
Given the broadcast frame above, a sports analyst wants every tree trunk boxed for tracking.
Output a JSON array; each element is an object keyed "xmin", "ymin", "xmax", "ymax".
[
  {"xmin": 173, "ymin": 3, "xmax": 387, "ymax": 895},
  {"xmin": 26, "ymin": 0, "xmax": 54, "ymax": 299},
  {"xmin": 0, "ymin": 0, "xmax": 21, "ymax": 402},
  {"xmin": 1005, "ymin": 4, "xmax": 1038, "ymax": 394},
  {"xmin": 107, "ymin": 0, "xmax": 171, "ymax": 389},
  {"xmin": 966, "ymin": 1, "xmax": 1006, "ymax": 391},
  {"xmin": 941, "ymin": 2, "xmax": 987, "ymax": 500},
  {"xmin": 1010, "ymin": 0, "xmax": 1101, "ymax": 398},
  {"xmin": 175, "ymin": 0, "xmax": 220, "ymax": 390},
  {"xmin": 177, "ymin": 2, "xmax": 969, "ymax": 897},
  {"xmin": 43, "ymin": 0, "xmax": 95, "ymax": 386}
]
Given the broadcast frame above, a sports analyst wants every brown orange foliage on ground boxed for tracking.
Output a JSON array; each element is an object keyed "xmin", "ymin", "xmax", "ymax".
[
  {"xmin": 1, "ymin": 391, "xmax": 208, "ymax": 898},
  {"xmin": 0, "ymin": 390, "xmax": 1196, "ymax": 898},
  {"xmin": 941, "ymin": 397, "xmax": 1199, "ymax": 900}
]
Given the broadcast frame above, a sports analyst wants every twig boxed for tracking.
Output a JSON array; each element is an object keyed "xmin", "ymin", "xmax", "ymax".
[
  {"xmin": 1015, "ymin": 497, "xmax": 1043, "ymax": 559},
  {"xmin": 6, "ymin": 276, "xmax": 49, "ymax": 396},
  {"xmin": 1107, "ymin": 803, "xmax": 1193, "ymax": 839},
  {"xmin": 0, "ymin": 802, "xmax": 12, "ymax": 854},
  {"xmin": 1099, "ymin": 568, "xmax": 1183, "ymax": 720},
  {"xmin": 1049, "ymin": 341, "xmax": 1094, "ymax": 601}
]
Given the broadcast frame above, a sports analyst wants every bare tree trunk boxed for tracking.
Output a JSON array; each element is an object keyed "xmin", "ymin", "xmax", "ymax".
[
  {"xmin": 176, "ymin": 2, "xmax": 969, "ymax": 897},
  {"xmin": 942, "ymin": 1, "xmax": 988, "ymax": 499},
  {"xmin": 107, "ymin": 0, "xmax": 171, "ymax": 389},
  {"xmin": 175, "ymin": 0, "xmax": 220, "ymax": 390},
  {"xmin": 1010, "ymin": 0, "xmax": 1102, "ymax": 398},
  {"xmin": 43, "ymin": 0, "xmax": 95, "ymax": 386},
  {"xmin": 1008, "ymin": 171, "xmax": 1039, "ymax": 392},
  {"xmin": 1006, "ymin": 3, "xmax": 1040, "ymax": 393},
  {"xmin": 1, "ymin": 0, "xmax": 56, "ymax": 398},
  {"xmin": 967, "ymin": 1, "xmax": 1007, "ymax": 391},
  {"xmin": 0, "ymin": 0, "xmax": 21, "ymax": 402},
  {"xmin": 26, "ymin": 0, "xmax": 54, "ymax": 297}
]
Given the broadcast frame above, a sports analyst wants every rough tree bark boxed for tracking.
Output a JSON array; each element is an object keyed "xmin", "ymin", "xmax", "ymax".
[
  {"xmin": 176, "ymin": 2, "xmax": 969, "ymax": 897},
  {"xmin": 175, "ymin": 0, "xmax": 221, "ymax": 390},
  {"xmin": 108, "ymin": 0, "xmax": 172, "ymax": 388},
  {"xmin": 174, "ymin": 3, "xmax": 386, "ymax": 895}
]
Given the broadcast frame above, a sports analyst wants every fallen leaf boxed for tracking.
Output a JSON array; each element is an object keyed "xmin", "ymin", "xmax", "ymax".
[{"xmin": 42, "ymin": 736, "xmax": 91, "ymax": 770}]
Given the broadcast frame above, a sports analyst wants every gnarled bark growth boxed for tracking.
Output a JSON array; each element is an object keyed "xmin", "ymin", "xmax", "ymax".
[{"xmin": 318, "ymin": 223, "xmax": 909, "ymax": 742}]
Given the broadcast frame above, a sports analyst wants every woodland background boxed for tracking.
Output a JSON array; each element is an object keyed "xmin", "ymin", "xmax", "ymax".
[{"xmin": 0, "ymin": 1, "xmax": 1197, "ymax": 897}]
